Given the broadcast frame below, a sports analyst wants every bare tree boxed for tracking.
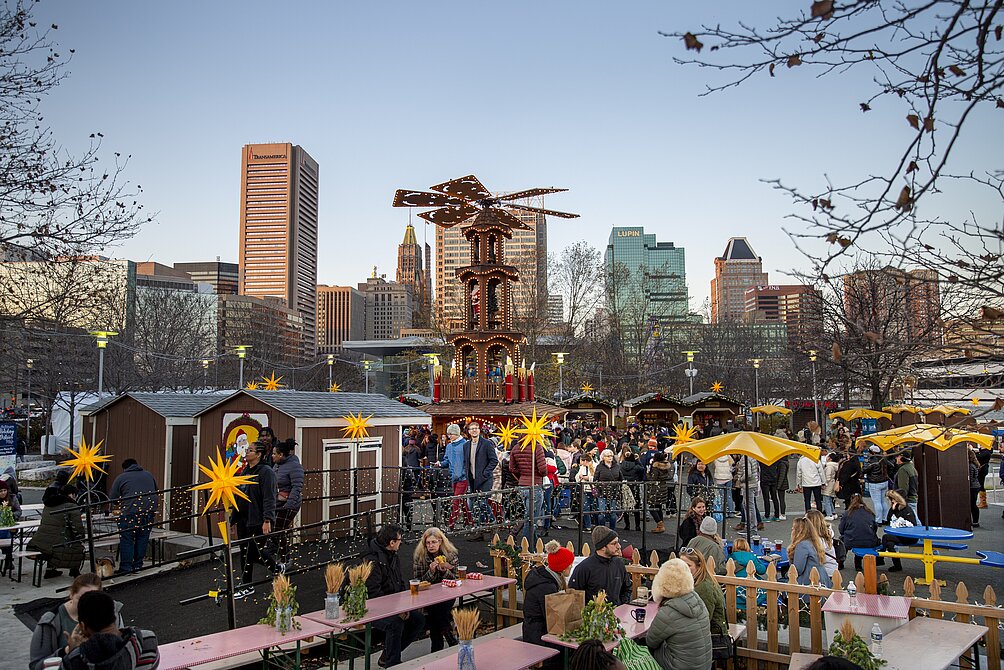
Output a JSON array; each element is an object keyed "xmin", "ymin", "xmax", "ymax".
[
  {"xmin": 548, "ymin": 241, "xmax": 605, "ymax": 340},
  {"xmin": 663, "ymin": 1, "xmax": 1003, "ymax": 294},
  {"xmin": 0, "ymin": 1, "xmax": 150, "ymax": 266}
]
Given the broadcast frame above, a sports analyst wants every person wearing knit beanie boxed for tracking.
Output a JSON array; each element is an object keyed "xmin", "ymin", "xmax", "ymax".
[
  {"xmin": 569, "ymin": 525, "xmax": 630, "ymax": 605},
  {"xmin": 546, "ymin": 540, "xmax": 575, "ymax": 574},
  {"xmin": 523, "ymin": 540, "xmax": 575, "ymax": 653},
  {"xmin": 591, "ymin": 526, "xmax": 619, "ymax": 553}
]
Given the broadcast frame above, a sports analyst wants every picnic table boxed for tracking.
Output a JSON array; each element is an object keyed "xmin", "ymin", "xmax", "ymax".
[
  {"xmin": 541, "ymin": 601, "xmax": 659, "ymax": 669},
  {"xmin": 158, "ymin": 617, "xmax": 333, "ymax": 670},
  {"xmin": 408, "ymin": 637, "xmax": 557, "ymax": 670},
  {"xmin": 724, "ymin": 540, "xmax": 790, "ymax": 572},
  {"xmin": 879, "ymin": 525, "xmax": 975, "ymax": 585},
  {"xmin": 301, "ymin": 575, "xmax": 515, "ymax": 670}
]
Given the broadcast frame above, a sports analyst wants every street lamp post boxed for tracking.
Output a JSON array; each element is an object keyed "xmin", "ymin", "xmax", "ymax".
[
  {"xmin": 682, "ymin": 351, "xmax": 699, "ymax": 396},
  {"xmin": 363, "ymin": 360, "xmax": 372, "ymax": 393},
  {"xmin": 201, "ymin": 359, "xmax": 211, "ymax": 390},
  {"xmin": 553, "ymin": 352, "xmax": 568, "ymax": 400},
  {"xmin": 327, "ymin": 354, "xmax": 334, "ymax": 389},
  {"xmin": 423, "ymin": 354, "xmax": 439, "ymax": 398},
  {"xmin": 752, "ymin": 357, "xmax": 761, "ymax": 412},
  {"xmin": 89, "ymin": 331, "xmax": 118, "ymax": 395},
  {"xmin": 26, "ymin": 359, "xmax": 33, "ymax": 453},
  {"xmin": 808, "ymin": 350, "xmax": 820, "ymax": 430},
  {"xmin": 234, "ymin": 346, "xmax": 250, "ymax": 388}
]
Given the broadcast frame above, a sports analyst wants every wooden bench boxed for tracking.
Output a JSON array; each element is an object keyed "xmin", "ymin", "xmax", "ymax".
[{"xmin": 13, "ymin": 550, "xmax": 44, "ymax": 587}]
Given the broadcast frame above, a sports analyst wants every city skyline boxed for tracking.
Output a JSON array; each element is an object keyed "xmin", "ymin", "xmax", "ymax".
[{"xmin": 27, "ymin": 2, "xmax": 999, "ymax": 311}]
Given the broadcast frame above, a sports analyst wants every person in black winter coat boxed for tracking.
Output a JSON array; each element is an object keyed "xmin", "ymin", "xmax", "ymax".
[
  {"xmin": 881, "ymin": 489, "xmax": 919, "ymax": 571},
  {"xmin": 835, "ymin": 453, "xmax": 862, "ymax": 506},
  {"xmin": 363, "ymin": 525, "xmax": 426, "ymax": 667},
  {"xmin": 229, "ymin": 442, "xmax": 282, "ymax": 597},
  {"xmin": 968, "ymin": 450, "xmax": 982, "ymax": 527},
  {"xmin": 620, "ymin": 451, "xmax": 645, "ymax": 531},
  {"xmin": 838, "ymin": 494, "xmax": 881, "ymax": 571},
  {"xmin": 569, "ymin": 527, "xmax": 631, "ymax": 605},
  {"xmin": 678, "ymin": 496, "xmax": 707, "ymax": 549},
  {"xmin": 523, "ymin": 541, "xmax": 575, "ymax": 669}
]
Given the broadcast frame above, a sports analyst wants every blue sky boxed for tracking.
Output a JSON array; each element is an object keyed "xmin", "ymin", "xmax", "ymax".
[{"xmin": 32, "ymin": 1, "xmax": 999, "ymax": 307}]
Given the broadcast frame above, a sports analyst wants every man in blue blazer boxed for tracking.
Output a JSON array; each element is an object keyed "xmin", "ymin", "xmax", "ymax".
[{"xmin": 465, "ymin": 422, "xmax": 499, "ymax": 539}]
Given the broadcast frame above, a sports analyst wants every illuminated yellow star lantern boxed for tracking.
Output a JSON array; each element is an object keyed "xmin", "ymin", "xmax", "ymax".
[
  {"xmin": 341, "ymin": 413, "xmax": 373, "ymax": 440},
  {"xmin": 580, "ymin": 382, "xmax": 594, "ymax": 394},
  {"xmin": 262, "ymin": 372, "xmax": 284, "ymax": 390},
  {"xmin": 711, "ymin": 381, "xmax": 724, "ymax": 393},
  {"xmin": 63, "ymin": 437, "xmax": 112, "ymax": 483},
  {"xmin": 672, "ymin": 424, "xmax": 698, "ymax": 444},
  {"xmin": 514, "ymin": 407, "xmax": 554, "ymax": 454},
  {"xmin": 495, "ymin": 421, "xmax": 518, "ymax": 450},
  {"xmin": 329, "ymin": 382, "xmax": 341, "ymax": 393},
  {"xmin": 971, "ymin": 397, "xmax": 980, "ymax": 406},
  {"xmin": 190, "ymin": 448, "xmax": 256, "ymax": 515},
  {"xmin": 245, "ymin": 381, "xmax": 260, "ymax": 390}
]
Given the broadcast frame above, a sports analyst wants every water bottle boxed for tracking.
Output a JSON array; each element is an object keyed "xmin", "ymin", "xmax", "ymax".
[
  {"xmin": 846, "ymin": 581, "xmax": 857, "ymax": 609},
  {"xmin": 870, "ymin": 623, "xmax": 883, "ymax": 657}
]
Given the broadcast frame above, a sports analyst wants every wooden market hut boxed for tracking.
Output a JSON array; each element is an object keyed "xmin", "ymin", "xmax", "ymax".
[
  {"xmin": 193, "ymin": 390, "xmax": 430, "ymax": 531},
  {"xmin": 558, "ymin": 393, "xmax": 616, "ymax": 427},
  {"xmin": 676, "ymin": 391, "xmax": 745, "ymax": 429},
  {"xmin": 81, "ymin": 392, "xmax": 231, "ymax": 531},
  {"xmin": 623, "ymin": 392, "xmax": 682, "ymax": 430}
]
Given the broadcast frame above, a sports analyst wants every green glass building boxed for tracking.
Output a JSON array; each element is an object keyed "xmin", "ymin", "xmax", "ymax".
[{"xmin": 604, "ymin": 226, "xmax": 689, "ymax": 324}]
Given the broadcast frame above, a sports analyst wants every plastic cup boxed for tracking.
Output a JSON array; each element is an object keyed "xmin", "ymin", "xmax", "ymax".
[
  {"xmin": 410, "ymin": 579, "xmax": 420, "ymax": 595},
  {"xmin": 458, "ymin": 565, "xmax": 467, "ymax": 580}
]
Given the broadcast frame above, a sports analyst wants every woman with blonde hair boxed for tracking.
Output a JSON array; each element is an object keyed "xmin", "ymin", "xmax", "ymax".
[
  {"xmin": 805, "ymin": 509, "xmax": 839, "ymax": 579},
  {"xmin": 413, "ymin": 527, "xmax": 460, "ymax": 651},
  {"xmin": 679, "ymin": 548, "xmax": 727, "ymax": 636},
  {"xmin": 788, "ymin": 517, "xmax": 831, "ymax": 587}
]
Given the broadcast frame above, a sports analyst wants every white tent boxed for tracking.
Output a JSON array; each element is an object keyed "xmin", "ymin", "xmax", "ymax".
[{"xmin": 43, "ymin": 391, "xmax": 101, "ymax": 455}]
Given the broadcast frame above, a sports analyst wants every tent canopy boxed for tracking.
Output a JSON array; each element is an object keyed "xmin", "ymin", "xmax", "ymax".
[
  {"xmin": 750, "ymin": 405, "xmax": 792, "ymax": 416},
  {"xmin": 673, "ymin": 431, "xmax": 820, "ymax": 466},
  {"xmin": 857, "ymin": 423, "xmax": 993, "ymax": 451},
  {"xmin": 829, "ymin": 408, "xmax": 892, "ymax": 421},
  {"xmin": 921, "ymin": 405, "xmax": 972, "ymax": 417},
  {"xmin": 882, "ymin": 405, "xmax": 923, "ymax": 414}
]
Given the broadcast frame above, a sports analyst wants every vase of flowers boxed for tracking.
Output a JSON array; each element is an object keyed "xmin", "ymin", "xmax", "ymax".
[
  {"xmin": 324, "ymin": 562, "xmax": 345, "ymax": 620},
  {"xmin": 452, "ymin": 607, "xmax": 479, "ymax": 670},
  {"xmin": 343, "ymin": 562, "xmax": 372, "ymax": 622},
  {"xmin": 258, "ymin": 575, "xmax": 300, "ymax": 635}
]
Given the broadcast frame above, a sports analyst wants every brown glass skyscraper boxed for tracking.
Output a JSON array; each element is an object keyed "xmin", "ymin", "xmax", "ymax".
[{"xmin": 239, "ymin": 142, "xmax": 318, "ymax": 357}]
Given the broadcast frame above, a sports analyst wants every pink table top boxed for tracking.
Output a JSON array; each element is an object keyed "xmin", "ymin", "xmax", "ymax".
[
  {"xmin": 412, "ymin": 638, "xmax": 558, "ymax": 670},
  {"xmin": 157, "ymin": 618, "xmax": 332, "ymax": 670},
  {"xmin": 542, "ymin": 600, "xmax": 659, "ymax": 651},
  {"xmin": 822, "ymin": 592, "xmax": 911, "ymax": 618},
  {"xmin": 301, "ymin": 575, "xmax": 516, "ymax": 629}
]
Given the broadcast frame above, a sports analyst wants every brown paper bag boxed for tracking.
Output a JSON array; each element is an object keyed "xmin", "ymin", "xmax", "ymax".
[{"xmin": 545, "ymin": 589, "xmax": 585, "ymax": 636}]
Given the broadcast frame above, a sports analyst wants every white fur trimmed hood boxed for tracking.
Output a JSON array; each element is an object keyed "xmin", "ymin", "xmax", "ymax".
[{"xmin": 651, "ymin": 557, "xmax": 695, "ymax": 604}]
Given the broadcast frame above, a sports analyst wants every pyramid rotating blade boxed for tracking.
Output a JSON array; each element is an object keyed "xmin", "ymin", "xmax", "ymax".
[
  {"xmin": 493, "ymin": 208, "xmax": 531, "ymax": 229},
  {"xmin": 417, "ymin": 204, "xmax": 479, "ymax": 227},
  {"xmin": 430, "ymin": 175, "xmax": 492, "ymax": 201},
  {"xmin": 495, "ymin": 187, "xmax": 568, "ymax": 201},
  {"xmin": 393, "ymin": 189, "xmax": 468, "ymax": 208},
  {"xmin": 503, "ymin": 202, "xmax": 580, "ymax": 219}
]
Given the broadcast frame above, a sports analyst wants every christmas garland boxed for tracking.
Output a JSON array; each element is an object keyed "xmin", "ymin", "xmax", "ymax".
[
  {"xmin": 559, "ymin": 591, "xmax": 625, "ymax": 644},
  {"xmin": 489, "ymin": 540, "xmax": 525, "ymax": 588}
]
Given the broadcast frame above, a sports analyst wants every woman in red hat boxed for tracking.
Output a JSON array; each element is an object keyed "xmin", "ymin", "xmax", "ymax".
[{"xmin": 522, "ymin": 539, "xmax": 575, "ymax": 667}]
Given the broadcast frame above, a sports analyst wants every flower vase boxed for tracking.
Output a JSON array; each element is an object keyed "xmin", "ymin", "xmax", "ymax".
[
  {"xmin": 324, "ymin": 593, "xmax": 341, "ymax": 620},
  {"xmin": 457, "ymin": 640, "xmax": 475, "ymax": 670},
  {"xmin": 275, "ymin": 606, "xmax": 293, "ymax": 634}
]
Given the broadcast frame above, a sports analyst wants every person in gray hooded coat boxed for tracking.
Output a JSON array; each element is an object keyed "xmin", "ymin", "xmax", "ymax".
[{"xmin": 646, "ymin": 558, "xmax": 712, "ymax": 670}]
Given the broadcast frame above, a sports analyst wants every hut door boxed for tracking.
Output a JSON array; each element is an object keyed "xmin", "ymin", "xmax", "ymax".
[{"xmin": 321, "ymin": 437, "xmax": 384, "ymax": 533}]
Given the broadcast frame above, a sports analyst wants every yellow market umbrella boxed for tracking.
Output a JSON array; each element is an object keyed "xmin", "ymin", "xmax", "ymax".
[
  {"xmin": 921, "ymin": 405, "xmax": 972, "ymax": 418},
  {"xmin": 750, "ymin": 405, "xmax": 793, "ymax": 415},
  {"xmin": 674, "ymin": 430, "xmax": 820, "ymax": 465},
  {"xmin": 857, "ymin": 423, "xmax": 993, "ymax": 451},
  {"xmin": 882, "ymin": 405, "xmax": 923, "ymax": 414},
  {"xmin": 673, "ymin": 431, "xmax": 820, "ymax": 548},
  {"xmin": 829, "ymin": 408, "xmax": 892, "ymax": 421}
]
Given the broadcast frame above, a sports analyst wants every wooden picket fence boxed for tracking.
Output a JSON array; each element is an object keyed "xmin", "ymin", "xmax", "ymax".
[{"xmin": 489, "ymin": 533, "xmax": 1003, "ymax": 669}]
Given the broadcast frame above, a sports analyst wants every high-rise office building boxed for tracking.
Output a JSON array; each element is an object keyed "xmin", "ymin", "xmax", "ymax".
[
  {"xmin": 396, "ymin": 223, "xmax": 431, "ymax": 327},
  {"xmin": 436, "ymin": 203, "xmax": 546, "ymax": 329},
  {"xmin": 317, "ymin": 284, "xmax": 365, "ymax": 353},
  {"xmin": 239, "ymin": 142, "xmax": 319, "ymax": 357},
  {"xmin": 710, "ymin": 237, "xmax": 769, "ymax": 323},
  {"xmin": 604, "ymin": 226, "xmax": 689, "ymax": 324},
  {"xmin": 359, "ymin": 270, "xmax": 414, "ymax": 340},
  {"xmin": 744, "ymin": 284, "xmax": 823, "ymax": 346},
  {"xmin": 844, "ymin": 267, "xmax": 942, "ymax": 345},
  {"xmin": 174, "ymin": 261, "xmax": 239, "ymax": 295}
]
